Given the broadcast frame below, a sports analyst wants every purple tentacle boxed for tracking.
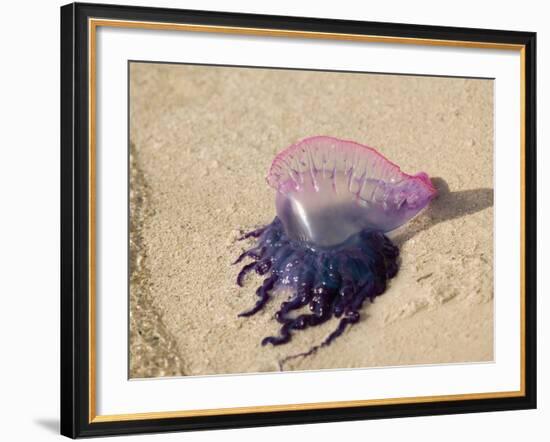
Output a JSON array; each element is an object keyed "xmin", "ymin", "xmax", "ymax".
[
  {"xmin": 239, "ymin": 275, "xmax": 277, "ymax": 317},
  {"xmin": 238, "ymin": 225, "xmax": 268, "ymax": 241},
  {"xmin": 232, "ymin": 247, "xmax": 263, "ymax": 265},
  {"xmin": 236, "ymin": 262, "xmax": 256, "ymax": 287},
  {"xmin": 262, "ymin": 311, "xmax": 331, "ymax": 347},
  {"xmin": 234, "ymin": 217, "xmax": 401, "ymax": 361},
  {"xmin": 322, "ymin": 311, "xmax": 360, "ymax": 346},
  {"xmin": 278, "ymin": 311, "xmax": 360, "ymax": 367}
]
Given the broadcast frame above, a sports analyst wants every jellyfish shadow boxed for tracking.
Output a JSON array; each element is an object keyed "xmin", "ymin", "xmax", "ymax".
[{"xmin": 391, "ymin": 177, "xmax": 493, "ymax": 246}]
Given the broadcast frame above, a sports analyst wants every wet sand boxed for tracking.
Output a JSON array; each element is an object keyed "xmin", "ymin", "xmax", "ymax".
[{"xmin": 129, "ymin": 62, "xmax": 494, "ymax": 378}]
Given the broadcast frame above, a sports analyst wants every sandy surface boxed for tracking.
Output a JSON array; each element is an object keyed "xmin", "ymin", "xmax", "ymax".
[{"xmin": 129, "ymin": 62, "xmax": 494, "ymax": 378}]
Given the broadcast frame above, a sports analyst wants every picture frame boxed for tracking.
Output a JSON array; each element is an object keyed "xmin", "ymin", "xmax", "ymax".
[{"xmin": 60, "ymin": 2, "xmax": 537, "ymax": 438}]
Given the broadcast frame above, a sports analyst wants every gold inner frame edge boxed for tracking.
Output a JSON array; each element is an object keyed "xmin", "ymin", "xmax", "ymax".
[{"xmin": 87, "ymin": 17, "xmax": 527, "ymax": 423}]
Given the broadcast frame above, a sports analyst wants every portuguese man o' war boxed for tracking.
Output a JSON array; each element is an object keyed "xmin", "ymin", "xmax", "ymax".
[{"xmin": 234, "ymin": 136, "xmax": 437, "ymax": 359}]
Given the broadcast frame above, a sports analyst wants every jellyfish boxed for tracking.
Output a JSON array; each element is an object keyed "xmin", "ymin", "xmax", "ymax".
[{"xmin": 234, "ymin": 136, "xmax": 437, "ymax": 358}]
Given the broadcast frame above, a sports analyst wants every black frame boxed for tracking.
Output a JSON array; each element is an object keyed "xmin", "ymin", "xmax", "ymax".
[{"xmin": 61, "ymin": 2, "xmax": 537, "ymax": 438}]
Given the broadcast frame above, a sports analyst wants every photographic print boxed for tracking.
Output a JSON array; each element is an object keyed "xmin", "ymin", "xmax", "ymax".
[
  {"xmin": 129, "ymin": 62, "xmax": 494, "ymax": 378},
  {"xmin": 61, "ymin": 3, "xmax": 535, "ymax": 437}
]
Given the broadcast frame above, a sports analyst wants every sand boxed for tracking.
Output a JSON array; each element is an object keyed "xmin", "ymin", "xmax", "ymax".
[{"xmin": 129, "ymin": 62, "xmax": 494, "ymax": 378}]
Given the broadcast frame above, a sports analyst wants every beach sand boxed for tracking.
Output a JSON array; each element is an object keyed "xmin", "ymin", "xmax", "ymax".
[{"xmin": 129, "ymin": 62, "xmax": 494, "ymax": 378}]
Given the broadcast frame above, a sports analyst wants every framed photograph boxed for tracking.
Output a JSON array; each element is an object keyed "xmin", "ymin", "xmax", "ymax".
[{"xmin": 60, "ymin": 2, "xmax": 537, "ymax": 438}]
